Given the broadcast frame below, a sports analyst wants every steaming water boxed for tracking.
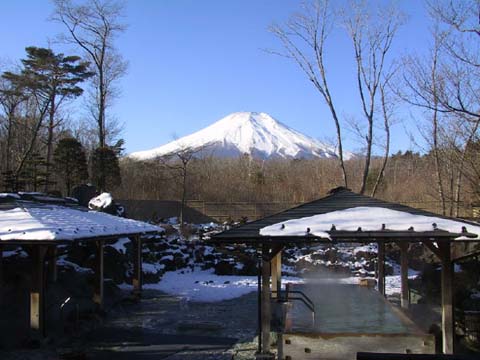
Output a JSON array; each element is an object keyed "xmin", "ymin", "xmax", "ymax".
[{"xmin": 288, "ymin": 281, "xmax": 414, "ymax": 334}]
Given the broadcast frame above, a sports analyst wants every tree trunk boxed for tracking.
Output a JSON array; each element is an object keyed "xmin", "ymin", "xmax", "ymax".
[
  {"xmin": 433, "ymin": 116, "xmax": 446, "ymax": 215},
  {"xmin": 15, "ymin": 101, "xmax": 49, "ymax": 181},
  {"xmin": 5, "ymin": 105, "xmax": 16, "ymax": 173},
  {"xmin": 371, "ymin": 142, "xmax": 389, "ymax": 197},
  {"xmin": 98, "ymin": 84, "xmax": 105, "ymax": 148},
  {"xmin": 329, "ymin": 103, "xmax": 348, "ymax": 188},
  {"xmin": 180, "ymin": 166, "xmax": 187, "ymax": 228},
  {"xmin": 44, "ymin": 95, "xmax": 55, "ymax": 193},
  {"xmin": 360, "ymin": 117, "xmax": 373, "ymax": 194},
  {"xmin": 454, "ymin": 168, "xmax": 463, "ymax": 217},
  {"xmin": 371, "ymin": 86, "xmax": 391, "ymax": 197}
]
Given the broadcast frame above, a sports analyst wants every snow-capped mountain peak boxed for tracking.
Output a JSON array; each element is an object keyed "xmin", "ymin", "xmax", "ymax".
[{"xmin": 129, "ymin": 112, "xmax": 350, "ymax": 160}]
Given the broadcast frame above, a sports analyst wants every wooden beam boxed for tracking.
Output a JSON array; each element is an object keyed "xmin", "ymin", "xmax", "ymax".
[
  {"xmin": 377, "ymin": 242, "xmax": 385, "ymax": 297},
  {"xmin": 93, "ymin": 240, "xmax": 104, "ymax": 309},
  {"xmin": 262, "ymin": 243, "xmax": 284, "ymax": 262},
  {"xmin": 271, "ymin": 250, "xmax": 281, "ymax": 299},
  {"xmin": 451, "ymin": 241, "xmax": 480, "ymax": 262},
  {"xmin": 423, "ymin": 240, "xmax": 443, "ymax": 260},
  {"xmin": 47, "ymin": 246, "xmax": 57, "ymax": 283},
  {"xmin": 398, "ymin": 242, "xmax": 410, "ymax": 309},
  {"xmin": 261, "ymin": 246, "xmax": 272, "ymax": 355},
  {"xmin": 439, "ymin": 241, "xmax": 454, "ymax": 354},
  {"xmin": 132, "ymin": 236, "xmax": 142, "ymax": 296},
  {"xmin": 30, "ymin": 245, "xmax": 47, "ymax": 337}
]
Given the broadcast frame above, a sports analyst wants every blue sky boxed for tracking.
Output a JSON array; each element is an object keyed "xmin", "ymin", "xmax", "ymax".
[{"xmin": 0, "ymin": 0, "xmax": 430, "ymax": 154}]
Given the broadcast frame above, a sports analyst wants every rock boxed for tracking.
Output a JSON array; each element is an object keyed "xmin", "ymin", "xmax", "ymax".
[{"xmin": 214, "ymin": 260, "xmax": 236, "ymax": 275}]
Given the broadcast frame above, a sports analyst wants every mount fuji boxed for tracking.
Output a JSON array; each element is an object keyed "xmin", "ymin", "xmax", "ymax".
[{"xmin": 129, "ymin": 112, "xmax": 352, "ymax": 160}]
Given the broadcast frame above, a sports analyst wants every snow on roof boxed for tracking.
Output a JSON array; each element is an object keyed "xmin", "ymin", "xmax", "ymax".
[
  {"xmin": 0, "ymin": 203, "xmax": 162, "ymax": 242},
  {"xmin": 260, "ymin": 206, "xmax": 480, "ymax": 240}
]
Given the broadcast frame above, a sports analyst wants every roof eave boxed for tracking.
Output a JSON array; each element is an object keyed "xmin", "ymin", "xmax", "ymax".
[
  {"xmin": 0, "ymin": 230, "xmax": 163, "ymax": 246},
  {"xmin": 209, "ymin": 229, "xmax": 476, "ymax": 244}
]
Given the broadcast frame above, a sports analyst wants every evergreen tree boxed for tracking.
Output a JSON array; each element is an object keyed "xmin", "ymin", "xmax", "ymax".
[
  {"xmin": 53, "ymin": 137, "xmax": 89, "ymax": 196},
  {"xmin": 90, "ymin": 147, "xmax": 121, "ymax": 192},
  {"xmin": 3, "ymin": 47, "xmax": 92, "ymax": 191},
  {"xmin": 2, "ymin": 170, "xmax": 17, "ymax": 192},
  {"xmin": 20, "ymin": 152, "xmax": 50, "ymax": 192}
]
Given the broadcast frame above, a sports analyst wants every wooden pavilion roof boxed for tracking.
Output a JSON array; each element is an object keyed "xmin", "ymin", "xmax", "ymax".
[
  {"xmin": 0, "ymin": 193, "xmax": 162, "ymax": 245},
  {"xmin": 210, "ymin": 187, "xmax": 480, "ymax": 244}
]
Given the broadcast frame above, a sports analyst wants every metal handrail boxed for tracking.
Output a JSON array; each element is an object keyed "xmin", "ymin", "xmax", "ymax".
[
  {"xmin": 285, "ymin": 296, "xmax": 315, "ymax": 315},
  {"xmin": 271, "ymin": 290, "xmax": 316, "ymax": 315}
]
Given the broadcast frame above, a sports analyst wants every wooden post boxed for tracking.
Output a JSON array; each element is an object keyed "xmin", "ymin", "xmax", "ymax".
[
  {"xmin": 377, "ymin": 242, "xmax": 385, "ymax": 297},
  {"xmin": 261, "ymin": 247, "xmax": 272, "ymax": 356},
  {"xmin": 30, "ymin": 246, "xmax": 47, "ymax": 337},
  {"xmin": 399, "ymin": 242, "xmax": 409, "ymax": 309},
  {"xmin": 423, "ymin": 240, "xmax": 454, "ymax": 354},
  {"xmin": 0, "ymin": 245, "xmax": 3, "ymax": 305},
  {"xmin": 132, "ymin": 236, "xmax": 142, "ymax": 295},
  {"xmin": 93, "ymin": 240, "xmax": 104, "ymax": 309},
  {"xmin": 257, "ymin": 256, "xmax": 262, "ymax": 354},
  {"xmin": 439, "ymin": 241, "xmax": 454, "ymax": 354},
  {"xmin": 48, "ymin": 246, "xmax": 57, "ymax": 283},
  {"xmin": 271, "ymin": 251, "xmax": 281, "ymax": 299}
]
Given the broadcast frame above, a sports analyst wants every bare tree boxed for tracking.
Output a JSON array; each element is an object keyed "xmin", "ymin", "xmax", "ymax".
[
  {"xmin": 425, "ymin": 1, "xmax": 480, "ymax": 122},
  {"xmin": 269, "ymin": 0, "xmax": 348, "ymax": 187},
  {"xmin": 156, "ymin": 145, "xmax": 210, "ymax": 229},
  {"xmin": 400, "ymin": 1, "xmax": 480, "ymax": 212},
  {"xmin": 342, "ymin": 2, "xmax": 403, "ymax": 194},
  {"xmin": 51, "ymin": 0, "xmax": 128, "ymax": 148},
  {"xmin": 270, "ymin": 0, "xmax": 403, "ymax": 193},
  {"xmin": 0, "ymin": 76, "xmax": 26, "ymax": 172},
  {"xmin": 370, "ymin": 76, "xmax": 394, "ymax": 197},
  {"xmin": 401, "ymin": 24, "xmax": 449, "ymax": 214}
]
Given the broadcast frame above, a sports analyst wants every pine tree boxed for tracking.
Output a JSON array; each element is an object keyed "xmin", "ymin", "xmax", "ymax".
[
  {"xmin": 2, "ymin": 170, "xmax": 17, "ymax": 192},
  {"xmin": 3, "ymin": 47, "xmax": 93, "ymax": 191},
  {"xmin": 53, "ymin": 137, "xmax": 89, "ymax": 196},
  {"xmin": 90, "ymin": 147, "xmax": 121, "ymax": 192},
  {"xmin": 17, "ymin": 152, "xmax": 50, "ymax": 192}
]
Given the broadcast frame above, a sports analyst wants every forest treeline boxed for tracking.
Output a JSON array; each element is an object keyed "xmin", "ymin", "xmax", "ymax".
[{"xmin": 116, "ymin": 149, "xmax": 480, "ymax": 218}]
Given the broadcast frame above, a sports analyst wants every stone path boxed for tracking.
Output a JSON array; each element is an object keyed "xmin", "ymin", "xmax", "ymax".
[
  {"xmin": 0, "ymin": 289, "xmax": 259, "ymax": 360},
  {"xmin": 84, "ymin": 290, "xmax": 259, "ymax": 359}
]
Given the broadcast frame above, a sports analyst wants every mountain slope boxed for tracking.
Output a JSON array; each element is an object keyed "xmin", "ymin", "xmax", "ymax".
[{"xmin": 129, "ymin": 112, "xmax": 352, "ymax": 160}]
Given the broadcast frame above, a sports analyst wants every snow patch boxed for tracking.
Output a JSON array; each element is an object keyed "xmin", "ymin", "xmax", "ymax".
[
  {"xmin": 109, "ymin": 237, "xmax": 130, "ymax": 254},
  {"xmin": 142, "ymin": 262, "xmax": 166, "ymax": 274},
  {"xmin": 88, "ymin": 192, "xmax": 113, "ymax": 210},
  {"xmin": 126, "ymin": 268, "xmax": 303, "ymax": 302},
  {"xmin": 57, "ymin": 257, "xmax": 93, "ymax": 273}
]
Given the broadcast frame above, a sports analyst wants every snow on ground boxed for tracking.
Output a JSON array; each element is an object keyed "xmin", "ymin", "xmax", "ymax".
[
  {"xmin": 109, "ymin": 237, "xmax": 130, "ymax": 254},
  {"xmin": 353, "ymin": 243, "xmax": 377, "ymax": 255},
  {"xmin": 333, "ymin": 268, "xmax": 420, "ymax": 296},
  {"xmin": 122, "ymin": 268, "xmax": 304, "ymax": 302},
  {"xmin": 142, "ymin": 262, "xmax": 165, "ymax": 274},
  {"xmin": 0, "ymin": 193, "xmax": 20, "ymax": 199},
  {"xmin": 57, "ymin": 256, "xmax": 93, "ymax": 273},
  {"xmin": 3, "ymin": 247, "xmax": 28, "ymax": 258},
  {"xmin": 260, "ymin": 206, "xmax": 480, "ymax": 239}
]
